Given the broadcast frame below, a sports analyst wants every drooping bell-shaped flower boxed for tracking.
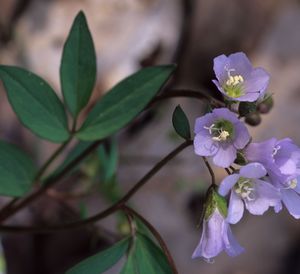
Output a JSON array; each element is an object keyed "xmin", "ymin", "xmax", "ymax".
[
  {"xmin": 213, "ymin": 52, "xmax": 270, "ymax": 102},
  {"xmin": 192, "ymin": 187, "xmax": 244, "ymax": 260},
  {"xmin": 218, "ymin": 163, "xmax": 281, "ymax": 224},
  {"xmin": 194, "ymin": 108, "xmax": 250, "ymax": 168}
]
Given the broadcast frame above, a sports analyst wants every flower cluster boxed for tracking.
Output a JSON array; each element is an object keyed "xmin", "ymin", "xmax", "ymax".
[{"xmin": 192, "ymin": 52, "xmax": 300, "ymax": 261}]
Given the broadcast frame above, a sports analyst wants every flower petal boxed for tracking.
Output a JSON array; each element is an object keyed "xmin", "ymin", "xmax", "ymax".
[
  {"xmin": 228, "ymin": 52, "xmax": 253, "ymax": 76},
  {"xmin": 213, "ymin": 144, "xmax": 236, "ymax": 168},
  {"xmin": 192, "ymin": 210, "xmax": 224, "ymax": 259},
  {"xmin": 240, "ymin": 163, "xmax": 267, "ymax": 179},
  {"xmin": 227, "ymin": 191, "xmax": 244, "ymax": 224},
  {"xmin": 194, "ymin": 133, "xmax": 219, "ymax": 156},
  {"xmin": 213, "ymin": 108, "xmax": 239, "ymax": 124},
  {"xmin": 244, "ymin": 67, "xmax": 270, "ymax": 98},
  {"xmin": 194, "ymin": 113, "xmax": 216, "ymax": 134},
  {"xmin": 222, "ymin": 222, "xmax": 245, "ymax": 257},
  {"xmin": 281, "ymin": 189, "xmax": 300, "ymax": 219},
  {"xmin": 245, "ymin": 138, "xmax": 277, "ymax": 164},
  {"xmin": 218, "ymin": 174, "xmax": 239, "ymax": 196},
  {"xmin": 245, "ymin": 179, "xmax": 280, "ymax": 215},
  {"xmin": 233, "ymin": 122, "xmax": 251, "ymax": 149},
  {"xmin": 213, "ymin": 54, "xmax": 229, "ymax": 84}
]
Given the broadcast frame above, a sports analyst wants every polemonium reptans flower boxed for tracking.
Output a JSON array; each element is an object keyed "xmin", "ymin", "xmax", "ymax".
[
  {"xmin": 192, "ymin": 188, "xmax": 244, "ymax": 260},
  {"xmin": 194, "ymin": 108, "xmax": 250, "ymax": 168},
  {"xmin": 212, "ymin": 52, "xmax": 270, "ymax": 102},
  {"xmin": 218, "ymin": 163, "xmax": 281, "ymax": 224},
  {"xmin": 245, "ymin": 139, "xmax": 300, "ymax": 218}
]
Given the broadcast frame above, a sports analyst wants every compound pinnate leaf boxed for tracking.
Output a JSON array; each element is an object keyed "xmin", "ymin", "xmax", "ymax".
[
  {"xmin": 76, "ymin": 65, "xmax": 175, "ymax": 141},
  {"xmin": 0, "ymin": 66, "xmax": 70, "ymax": 143}
]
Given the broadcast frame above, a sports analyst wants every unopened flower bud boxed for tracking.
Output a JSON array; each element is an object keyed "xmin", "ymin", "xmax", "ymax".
[
  {"xmin": 245, "ymin": 112, "xmax": 261, "ymax": 126},
  {"xmin": 257, "ymin": 95, "xmax": 274, "ymax": 114}
]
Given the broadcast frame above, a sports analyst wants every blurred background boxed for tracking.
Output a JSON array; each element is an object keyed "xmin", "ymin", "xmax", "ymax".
[{"xmin": 1, "ymin": 0, "xmax": 300, "ymax": 273}]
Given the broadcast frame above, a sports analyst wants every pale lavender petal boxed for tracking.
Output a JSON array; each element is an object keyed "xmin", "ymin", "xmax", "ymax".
[
  {"xmin": 213, "ymin": 144, "xmax": 236, "ymax": 168},
  {"xmin": 233, "ymin": 122, "xmax": 251, "ymax": 149},
  {"xmin": 192, "ymin": 210, "xmax": 224, "ymax": 259},
  {"xmin": 228, "ymin": 52, "xmax": 253, "ymax": 76},
  {"xmin": 222, "ymin": 223, "xmax": 245, "ymax": 257},
  {"xmin": 240, "ymin": 163, "xmax": 267, "ymax": 179},
  {"xmin": 244, "ymin": 67, "xmax": 270, "ymax": 97},
  {"xmin": 212, "ymin": 79, "xmax": 227, "ymax": 96},
  {"xmin": 245, "ymin": 179, "xmax": 280, "ymax": 215},
  {"xmin": 245, "ymin": 138, "xmax": 277, "ymax": 164},
  {"xmin": 274, "ymin": 201, "xmax": 282, "ymax": 213},
  {"xmin": 218, "ymin": 174, "xmax": 239, "ymax": 196},
  {"xmin": 213, "ymin": 108, "xmax": 239, "ymax": 124},
  {"xmin": 213, "ymin": 54, "xmax": 229, "ymax": 84},
  {"xmin": 227, "ymin": 191, "xmax": 244, "ymax": 224},
  {"xmin": 234, "ymin": 92, "xmax": 260, "ymax": 102},
  {"xmin": 194, "ymin": 113, "xmax": 216, "ymax": 134},
  {"xmin": 278, "ymin": 159, "xmax": 297, "ymax": 176},
  {"xmin": 194, "ymin": 134, "xmax": 219, "ymax": 156},
  {"xmin": 281, "ymin": 189, "xmax": 300, "ymax": 219}
]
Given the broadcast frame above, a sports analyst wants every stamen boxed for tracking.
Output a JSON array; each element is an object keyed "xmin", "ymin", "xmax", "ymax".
[
  {"xmin": 234, "ymin": 178, "xmax": 255, "ymax": 201},
  {"xmin": 272, "ymin": 145, "xmax": 281, "ymax": 157}
]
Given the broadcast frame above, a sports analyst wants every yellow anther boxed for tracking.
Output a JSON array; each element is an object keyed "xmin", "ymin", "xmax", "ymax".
[
  {"xmin": 211, "ymin": 130, "xmax": 230, "ymax": 142},
  {"xmin": 226, "ymin": 74, "xmax": 244, "ymax": 86},
  {"xmin": 290, "ymin": 179, "xmax": 298, "ymax": 189}
]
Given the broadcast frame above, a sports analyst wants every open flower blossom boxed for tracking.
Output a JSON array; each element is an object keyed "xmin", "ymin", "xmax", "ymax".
[
  {"xmin": 192, "ymin": 188, "xmax": 244, "ymax": 260},
  {"xmin": 194, "ymin": 108, "xmax": 250, "ymax": 168},
  {"xmin": 218, "ymin": 163, "xmax": 281, "ymax": 224},
  {"xmin": 245, "ymin": 138, "xmax": 300, "ymax": 218},
  {"xmin": 212, "ymin": 52, "xmax": 270, "ymax": 102}
]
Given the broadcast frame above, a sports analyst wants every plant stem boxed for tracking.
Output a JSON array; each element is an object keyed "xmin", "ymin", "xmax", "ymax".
[
  {"xmin": 0, "ymin": 140, "xmax": 192, "ymax": 230},
  {"xmin": 202, "ymin": 156, "xmax": 216, "ymax": 186},
  {"xmin": 152, "ymin": 89, "xmax": 224, "ymax": 107},
  {"xmin": 122, "ymin": 205, "xmax": 179, "ymax": 274}
]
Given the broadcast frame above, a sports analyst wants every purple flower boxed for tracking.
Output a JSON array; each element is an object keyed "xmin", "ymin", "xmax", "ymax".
[
  {"xmin": 192, "ymin": 187, "xmax": 244, "ymax": 260},
  {"xmin": 245, "ymin": 139, "xmax": 300, "ymax": 218},
  {"xmin": 212, "ymin": 52, "xmax": 270, "ymax": 102},
  {"xmin": 276, "ymin": 176, "xmax": 300, "ymax": 218},
  {"xmin": 192, "ymin": 208, "xmax": 244, "ymax": 260},
  {"xmin": 245, "ymin": 138, "xmax": 300, "ymax": 185},
  {"xmin": 194, "ymin": 108, "xmax": 250, "ymax": 168},
  {"xmin": 218, "ymin": 163, "xmax": 281, "ymax": 224}
]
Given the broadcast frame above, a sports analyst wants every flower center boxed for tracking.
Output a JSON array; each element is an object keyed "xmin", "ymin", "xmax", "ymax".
[
  {"xmin": 234, "ymin": 177, "xmax": 255, "ymax": 201},
  {"xmin": 223, "ymin": 68, "xmax": 244, "ymax": 98},
  {"xmin": 204, "ymin": 119, "xmax": 235, "ymax": 142},
  {"xmin": 288, "ymin": 178, "xmax": 297, "ymax": 189}
]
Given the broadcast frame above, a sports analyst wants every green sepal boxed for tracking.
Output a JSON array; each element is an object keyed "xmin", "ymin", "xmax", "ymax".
[
  {"xmin": 234, "ymin": 150, "xmax": 248, "ymax": 166},
  {"xmin": 204, "ymin": 187, "xmax": 228, "ymax": 220},
  {"xmin": 238, "ymin": 101, "xmax": 257, "ymax": 117}
]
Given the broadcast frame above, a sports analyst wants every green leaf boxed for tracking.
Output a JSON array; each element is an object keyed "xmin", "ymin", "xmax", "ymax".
[
  {"xmin": 60, "ymin": 11, "xmax": 96, "ymax": 117},
  {"xmin": 76, "ymin": 65, "xmax": 175, "ymax": 141},
  {"xmin": 0, "ymin": 141, "xmax": 36, "ymax": 197},
  {"xmin": 97, "ymin": 138, "xmax": 118, "ymax": 184},
  {"xmin": 121, "ymin": 233, "xmax": 172, "ymax": 274},
  {"xmin": 66, "ymin": 237, "xmax": 130, "ymax": 274},
  {"xmin": 172, "ymin": 105, "xmax": 191, "ymax": 140},
  {"xmin": 0, "ymin": 66, "xmax": 70, "ymax": 143}
]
